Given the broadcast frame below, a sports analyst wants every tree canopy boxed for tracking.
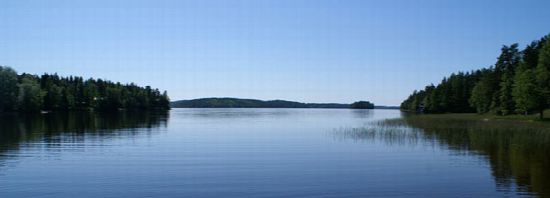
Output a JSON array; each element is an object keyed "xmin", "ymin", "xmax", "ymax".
[
  {"xmin": 401, "ymin": 34, "xmax": 550, "ymax": 118},
  {"xmin": 0, "ymin": 66, "xmax": 170, "ymax": 113}
]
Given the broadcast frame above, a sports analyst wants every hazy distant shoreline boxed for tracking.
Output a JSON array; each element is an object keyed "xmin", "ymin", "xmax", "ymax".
[{"xmin": 170, "ymin": 97, "xmax": 397, "ymax": 109}]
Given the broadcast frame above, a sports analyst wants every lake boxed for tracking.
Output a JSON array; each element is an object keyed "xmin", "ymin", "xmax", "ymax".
[{"xmin": 1, "ymin": 108, "xmax": 549, "ymax": 197}]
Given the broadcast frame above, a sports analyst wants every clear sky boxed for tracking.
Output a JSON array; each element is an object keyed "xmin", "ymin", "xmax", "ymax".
[{"xmin": 1, "ymin": 0, "xmax": 549, "ymax": 105}]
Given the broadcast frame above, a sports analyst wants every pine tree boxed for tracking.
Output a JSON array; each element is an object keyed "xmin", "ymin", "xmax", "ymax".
[
  {"xmin": 400, "ymin": 34, "xmax": 550, "ymax": 117},
  {"xmin": 496, "ymin": 44, "xmax": 521, "ymax": 115},
  {"xmin": 512, "ymin": 39, "xmax": 546, "ymax": 116},
  {"xmin": 535, "ymin": 38, "xmax": 550, "ymax": 119},
  {"xmin": 17, "ymin": 76, "xmax": 45, "ymax": 112},
  {"xmin": 512, "ymin": 69, "xmax": 538, "ymax": 115},
  {"xmin": 470, "ymin": 80, "xmax": 492, "ymax": 113},
  {"xmin": 0, "ymin": 66, "xmax": 19, "ymax": 112}
]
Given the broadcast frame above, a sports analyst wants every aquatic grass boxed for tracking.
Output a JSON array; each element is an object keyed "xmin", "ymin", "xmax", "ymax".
[
  {"xmin": 386, "ymin": 115, "xmax": 550, "ymax": 197},
  {"xmin": 331, "ymin": 122, "xmax": 422, "ymax": 146},
  {"xmin": 333, "ymin": 114, "xmax": 550, "ymax": 196}
]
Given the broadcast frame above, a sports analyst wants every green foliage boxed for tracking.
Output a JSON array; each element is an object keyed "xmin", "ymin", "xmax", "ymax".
[
  {"xmin": 0, "ymin": 66, "xmax": 19, "ymax": 112},
  {"xmin": 402, "ymin": 34, "xmax": 550, "ymax": 118},
  {"xmin": 512, "ymin": 69, "xmax": 538, "ymax": 114},
  {"xmin": 536, "ymin": 38, "xmax": 550, "ymax": 114},
  {"xmin": 470, "ymin": 80, "xmax": 492, "ymax": 113},
  {"xmin": 497, "ymin": 44, "xmax": 521, "ymax": 115},
  {"xmin": 17, "ymin": 76, "xmax": 45, "ymax": 112},
  {"xmin": 0, "ymin": 67, "xmax": 170, "ymax": 113},
  {"xmin": 402, "ymin": 72, "xmax": 479, "ymax": 113}
]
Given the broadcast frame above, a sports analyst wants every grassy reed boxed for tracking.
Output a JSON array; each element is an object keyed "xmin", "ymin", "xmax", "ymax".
[
  {"xmin": 380, "ymin": 114, "xmax": 550, "ymax": 196},
  {"xmin": 332, "ymin": 114, "xmax": 550, "ymax": 196}
]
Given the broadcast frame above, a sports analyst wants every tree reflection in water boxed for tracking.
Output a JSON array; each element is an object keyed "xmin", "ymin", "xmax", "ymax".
[
  {"xmin": 0, "ymin": 111, "xmax": 168, "ymax": 166},
  {"xmin": 333, "ymin": 116, "xmax": 550, "ymax": 197}
]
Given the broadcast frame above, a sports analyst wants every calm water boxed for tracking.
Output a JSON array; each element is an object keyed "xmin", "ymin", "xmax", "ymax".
[{"xmin": 0, "ymin": 109, "xmax": 548, "ymax": 197}]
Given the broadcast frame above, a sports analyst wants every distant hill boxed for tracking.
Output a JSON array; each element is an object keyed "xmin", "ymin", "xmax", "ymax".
[{"xmin": 170, "ymin": 98, "xmax": 377, "ymax": 109}]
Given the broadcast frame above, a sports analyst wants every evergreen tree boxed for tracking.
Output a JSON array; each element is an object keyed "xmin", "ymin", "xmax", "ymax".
[
  {"xmin": 43, "ymin": 84, "xmax": 63, "ymax": 110},
  {"xmin": 83, "ymin": 79, "xmax": 99, "ymax": 109},
  {"xmin": 423, "ymin": 85, "xmax": 436, "ymax": 112},
  {"xmin": 0, "ymin": 67, "xmax": 170, "ymax": 113},
  {"xmin": 401, "ymin": 34, "xmax": 550, "ymax": 117},
  {"xmin": 497, "ymin": 44, "xmax": 521, "ymax": 115},
  {"xmin": 512, "ymin": 39, "xmax": 546, "ymax": 116},
  {"xmin": 470, "ymin": 80, "xmax": 492, "ymax": 113},
  {"xmin": 17, "ymin": 76, "xmax": 44, "ymax": 112},
  {"xmin": 535, "ymin": 38, "xmax": 550, "ymax": 119},
  {"xmin": 0, "ymin": 66, "xmax": 19, "ymax": 112},
  {"xmin": 159, "ymin": 91, "xmax": 170, "ymax": 109},
  {"xmin": 512, "ymin": 69, "xmax": 538, "ymax": 115}
]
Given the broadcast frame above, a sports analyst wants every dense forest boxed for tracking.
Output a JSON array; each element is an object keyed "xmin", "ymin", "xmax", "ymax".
[
  {"xmin": 171, "ymin": 98, "xmax": 375, "ymax": 109},
  {"xmin": 401, "ymin": 34, "xmax": 550, "ymax": 118},
  {"xmin": 0, "ymin": 66, "xmax": 170, "ymax": 113}
]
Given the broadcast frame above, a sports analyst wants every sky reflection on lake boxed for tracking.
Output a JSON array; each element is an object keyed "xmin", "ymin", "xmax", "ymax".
[{"xmin": 0, "ymin": 109, "xmax": 547, "ymax": 197}]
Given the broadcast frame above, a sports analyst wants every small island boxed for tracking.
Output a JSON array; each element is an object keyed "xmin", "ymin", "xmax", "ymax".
[{"xmin": 350, "ymin": 101, "xmax": 375, "ymax": 109}]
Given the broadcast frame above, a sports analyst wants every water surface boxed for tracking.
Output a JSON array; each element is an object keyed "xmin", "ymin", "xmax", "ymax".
[{"xmin": 0, "ymin": 109, "xmax": 548, "ymax": 197}]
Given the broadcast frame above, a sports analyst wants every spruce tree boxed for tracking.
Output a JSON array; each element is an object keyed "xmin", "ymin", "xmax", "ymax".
[
  {"xmin": 497, "ymin": 44, "xmax": 521, "ymax": 115},
  {"xmin": 0, "ymin": 66, "xmax": 19, "ymax": 112},
  {"xmin": 535, "ymin": 38, "xmax": 550, "ymax": 119},
  {"xmin": 512, "ymin": 69, "xmax": 538, "ymax": 115},
  {"xmin": 17, "ymin": 76, "xmax": 45, "ymax": 112}
]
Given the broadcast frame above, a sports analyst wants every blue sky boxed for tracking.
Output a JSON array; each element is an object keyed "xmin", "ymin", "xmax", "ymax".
[{"xmin": 1, "ymin": 0, "xmax": 550, "ymax": 105}]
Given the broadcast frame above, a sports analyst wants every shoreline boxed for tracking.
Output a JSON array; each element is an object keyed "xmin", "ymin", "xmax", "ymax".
[{"xmin": 401, "ymin": 111, "xmax": 550, "ymax": 125}]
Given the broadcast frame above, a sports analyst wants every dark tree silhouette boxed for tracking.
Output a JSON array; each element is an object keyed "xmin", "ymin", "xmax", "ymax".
[
  {"xmin": 0, "ymin": 66, "xmax": 170, "ymax": 113},
  {"xmin": 402, "ymin": 34, "xmax": 550, "ymax": 118}
]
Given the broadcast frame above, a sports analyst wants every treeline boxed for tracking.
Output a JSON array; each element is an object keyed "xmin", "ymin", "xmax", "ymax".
[
  {"xmin": 171, "ymin": 97, "xmax": 374, "ymax": 109},
  {"xmin": 0, "ymin": 66, "xmax": 170, "ymax": 113},
  {"xmin": 401, "ymin": 34, "xmax": 550, "ymax": 118}
]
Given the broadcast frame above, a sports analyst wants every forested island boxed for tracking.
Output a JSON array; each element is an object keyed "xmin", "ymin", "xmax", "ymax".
[
  {"xmin": 401, "ymin": 34, "xmax": 550, "ymax": 119},
  {"xmin": 171, "ymin": 98, "xmax": 376, "ymax": 109},
  {"xmin": 0, "ymin": 66, "xmax": 170, "ymax": 113}
]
